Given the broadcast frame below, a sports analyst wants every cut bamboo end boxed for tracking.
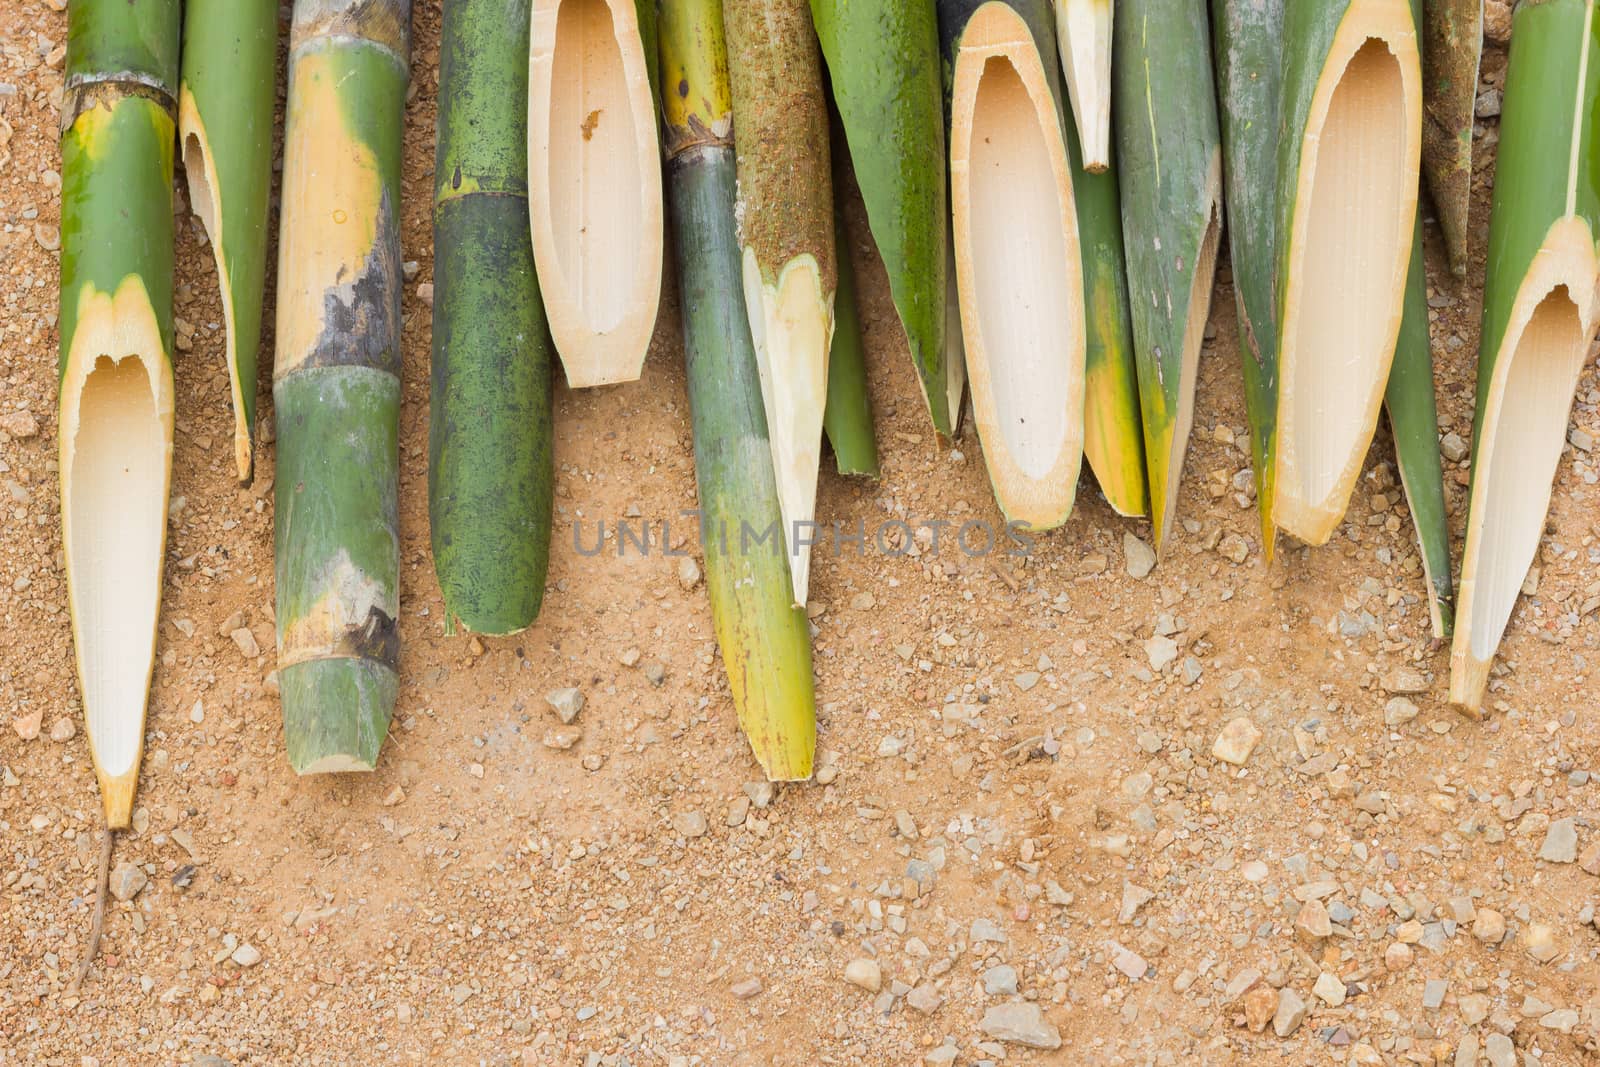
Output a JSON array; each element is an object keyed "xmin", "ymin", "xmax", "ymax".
[
  {"xmin": 99, "ymin": 769, "xmax": 138, "ymax": 831},
  {"xmin": 1447, "ymin": 648, "xmax": 1491, "ymax": 718},
  {"xmin": 1274, "ymin": 0, "xmax": 1422, "ymax": 545},
  {"xmin": 177, "ymin": 105, "xmax": 253, "ymax": 484},
  {"xmin": 1053, "ymin": 0, "xmax": 1112, "ymax": 172},
  {"xmin": 1420, "ymin": 0, "xmax": 1481, "ymax": 277},
  {"xmin": 529, "ymin": 0, "xmax": 663, "ymax": 387},
  {"xmin": 1451, "ymin": 218, "xmax": 1597, "ymax": 713},
  {"xmin": 60, "ymin": 280, "xmax": 174, "ymax": 837},
  {"xmin": 951, "ymin": 2, "xmax": 1086, "ymax": 531},
  {"xmin": 742, "ymin": 251, "xmax": 833, "ymax": 606},
  {"xmin": 280, "ymin": 656, "xmax": 398, "ymax": 774}
]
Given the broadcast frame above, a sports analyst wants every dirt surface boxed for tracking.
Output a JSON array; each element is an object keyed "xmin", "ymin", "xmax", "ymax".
[{"xmin": 4, "ymin": 5, "xmax": 1600, "ymax": 1066}]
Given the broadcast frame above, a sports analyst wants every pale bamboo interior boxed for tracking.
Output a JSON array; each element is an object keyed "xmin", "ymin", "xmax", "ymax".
[
  {"xmin": 1464, "ymin": 286, "xmax": 1585, "ymax": 663},
  {"xmin": 952, "ymin": 8, "xmax": 1084, "ymax": 528},
  {"xmin": 64, "ymin": 354, "xmax": 168, "ymax": 781},
  {"xmin": 1053, "ymin": 0, "xmax": 1112, "ymax": 170},
  {"xmin": 1277, "ymin": 26, "xmax": 1416, "ymax": 543}
]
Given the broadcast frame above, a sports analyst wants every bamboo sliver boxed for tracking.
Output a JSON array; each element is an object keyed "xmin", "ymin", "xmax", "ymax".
[{"xmin": 1052, "ymin": 0, "xmax": 1112, "ymax": 172}]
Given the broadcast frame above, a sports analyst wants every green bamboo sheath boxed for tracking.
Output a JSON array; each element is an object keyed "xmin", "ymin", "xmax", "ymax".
[
  {"xmin": 1385, "ymin": 217, "xmax": 1454, "ymax": 640},
  {"xmin": 274, "ymin": 0, "xmax": 411, "ymax": 773},
  {"xmin": 60, "ymin": 0, "xmax": 181, "ymax": 830},
  {"xmin": 179, "ymin": 0, "xmax": 278, "ymax": 484},
  {"xmin": 824, "ymin": 198, "xmax": 879, "ymax": 477},
  {"xmin": 659, "ymin": 0, "xmax": 816, "ymax": 780},
  {"xmin": 810, "ymin": 0, "xmax": 950, "ymax": 435},
  {"xmin": 1113, "ymin": 0, "xmax": 1222, "ymax": 552},
  {"xmin": 1421, "ymin": 0, "xmax": 1482, "ymax": 276},
  {"xmin": 1069, "ymin": 114, "xmax": 1147, "ymax": 519},
  {"xmin": 430, "ymin": 0, "xmax": 553, "ymax": 637},
  {"xmin": 1212, "ymin": 0, "xmax": 1283, "ymax": 560},
  {"xmin": 1453, "ymin": 0, "xmax": 1600, "ymax": 710}
]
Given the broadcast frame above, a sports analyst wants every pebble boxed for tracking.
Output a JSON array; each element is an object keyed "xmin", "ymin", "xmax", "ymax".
[
  {"xmin": 1313, "ymin": 971, "xmax": 1345, "ymax": 1007},
  {"xmin": 1381, "ymin": 668, "xmax": 1428, "ymax": 694},
  {"xmin": 1217, "ymin": 534, "xmax": 1249, "ymax": 564},
  {"xmin": 231, "ymin": 944, "xmax": 262, "ymax": 968},
  {"xmin": 1295, "ymin": 899, "xmax": 1331, "ymax": 942},
  {"xmin": 676, "ymin": 556, "xmax": 701, "ymax": 589},
  {"xmin": 970, "ymin": 917, "xmax": 1007, "ymax": 943},
  {"xmin": 1484, "ymin": 1033, "xmax": 1515, "ymax": 1067},
  {"xmin": 726, "ymin": 796, "xmax": 750, "ymax": 827},
  {"xmin": 0, "ymin": 410, "xmax": 39, "ymax": 438},
  {"xmin": 1473, "ymin": 908, "xmax": 1505, "ymax": 944},
  {"xmin": 383, "ymin": 786, "xmax": 405, "ymax": 806},
  {"xmin": 545, "ymin": 687, "xmax": 584, "ymax": 724},
  {"xmin": 1524, "ymin": 924, "xmax": 1560, "ymax": 963},
  {"xmin": 1143, "ymin": 636, "xmax": 1178, "ymax": 673},
  {"xmin": 1109, "ymin": 942, "xmax": 1148, "ymax": 979},
  {"xmin": 905, "ymin": 984, "xmax": 942, "ymax": 1014},
  {"xmin": 1243, "ymin": 984, "xmax": 1277, "ymax": 1033},
  {"xmin": 1422, "ymin": 978, "xmax": 1447, "ymax": 1010},
  {"xmin": 230, "ymin": 627, "xmax": 260, "ymax": 658},
  {"xmin": 1383, "ymin": 697, "xmax": 1418, "ymax": 726},
  {"xmin": 979, "ymin": 1002, "xmax": 1061, "ymax": 1050},
  {"xmin": 12, "ymin": 709, "xmax": 42, "ymax": 741},
  {"xmin": 1440, "ymin": 432, "xmax": 1469, "ymax": 463},
  {"xmin": 1211, "ymin": 717, "xmax": 1261, "ymax": 766},
  {"xmin": 671, "ymin": 811, "xmax": 708, "ymax": 839},
  {"xmin": 33, "ymin": 222, "xmax": 59, "ymax": 251},
  {"xmin": 1240, "ymin": 860, "xmax": 1268, "ymax": 882},
  {"xmin": 109, "ymin": 861, "xmax": 147, "ymax": 902},
  {"xmin": 1013, "ymin": 670, "xmax": 1040, "ymax": 691},
  {"xmin": 982, "ymin": 964, "xmax": 1018, "ymax": 996},
  {"xmin": 1119, "ymin": 880, "xmax": 1155, "ymax": 923},
  {"xmin": 1538, "ymin": 817, "xmax": 1577, "ymax": 863},
  {"xmin": 49, "ymin": 717, "xmax": 76, "ymax": 742},
  {"xmin": 743, "ymin": 781, "xmax": 776, "ymax": 808},
  {"xmin": 1273, "ymin": 988, "xmax": 1307, "ymax": 1038},
  {"xmin": 1384, "ymin": 942, "xmax": 1414, "ymax": 972},
  {"xmin": 729, "ymin": 977, "xmax": 762, "ymax": 999},
  {"xmin": 842, "ymin": 958, "xmax": 881, "ymax": 992},
  {"xmin": 1123, "ymin": 533, "xmax": 1156, "ymax": 579},
  {"xmin": 1475, "ymin": 88, "xmax": 1503, "ymax": 119},
  {"xmin": 541, "ymin": 727, "xmax": 582, "ymax": 750}
]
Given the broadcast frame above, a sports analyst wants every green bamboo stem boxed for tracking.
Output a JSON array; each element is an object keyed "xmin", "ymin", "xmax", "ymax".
[
  {"xmin": 1385, "ymin": 217, "xmax": 1454, "ymax": 640},
  {"xmin": 1451, "ymin": 0, "xmax": 1600, "ymax": 714},
  {"xmin": 660, "ymin": 0, "xmax": 816, "ymax": 780},
  {"xmin": 939, "ymin": 0, "xmax": 1086, "ymax": 530},
  {"xmin": 179, "ymin": 0, "xmax": 278, "ymax": 484},
  {"xmin": 273, "ymin": 0, "xmax": 411, "ymax": 773},
  {"xmin": 1272, "ymin": 0, "xmax": 1423, "ymax": 545},
  {"xmin": 810, "ymin": 0, "xmax": 951, "ymax": 435},
  {"xmin": 823, "ymin": 187, "xmax": 880, "ymax": 478},
  {"xmin": 1421, "ymin": 0, "xmax": 1482, "ymax": 276},
  {"xmin": 1213, "ymin": 0, "xmax": 1284, "ymax": 561},
  {"xmin": 429, "ymin": 0, "xmax": 554, "ymax": 636},
  {"xmin": 1113, "ymin": 0, "xmax": 1223, "ymax": 553},
  {"xmin": 726, "ymin": 0, "xmax": 836, "ymax": 606},
  {"xmin": 59, "ymin": 0, "xmax": 182, "ymax": 831}
]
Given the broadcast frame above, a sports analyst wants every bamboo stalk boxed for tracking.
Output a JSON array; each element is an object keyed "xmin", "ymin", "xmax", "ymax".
[
  {"xmin": 1451, "ymin": 0, "xmax": 1600, "ymax": 714},
  {"xmin": 725, "ymin": 0, "xmax": 835, "ymax": 606},
  {"xmin": 273, "ymin": 0, "xmax": 411, "ymax": 773},
  {"xmin": 810, "ymin": 0, "xmax": 951, "ymax": 435},
  {"xmin": 429, "ymin": 0, "xmax": 554, "ymax": 636},
  {"xmin": 1112, "ymin": 0, "xmax": 1223, "ymax": 552},
  {"xmin": 60, "ymin": 0, "xmax": 181, "ymax": 832},
  {"xmin": 1420, "ymin": 0, "xmax": 1482, "ymax": 276},
  {"xmin": 660, "ymin": 0, "xmax": 816, "ymax": 780},
  {"xmin": 823, "ymin": 169, "xmax": 879, "ymax": 478},
  {"xmin": 527, "ymin": 0, "xmax": 663, "ymax": 387},
  {"xmin": 1052, "ymin": 0, "xmax": 1112, "ymax": 172},
  {"xmin": 940, "ymin": 0, "xmax": 1086, "ymax": 530},
  {"xmin": 1212, "ymin": 0, "xmax": 1284, "ymax": 560},
  {"xmin": 1272, "ymin": 0, "xmax": 1423, "ymax": 545},
  {"xmin": 178, "ymin": 0, "xmax": 278, "ymax": 484},
  {"xmin": 1069, "ymin": 112, "xmax": 1146, "ymax": 518},
  {"xmin": 1385, "ymin": 216, "xmax": 1454, "ymax": 640}
]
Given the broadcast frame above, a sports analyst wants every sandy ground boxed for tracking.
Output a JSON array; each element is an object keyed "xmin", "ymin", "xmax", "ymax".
[{"xmin": 3, "ymin": 4, "xmax": 1600, "ymax": 1066}]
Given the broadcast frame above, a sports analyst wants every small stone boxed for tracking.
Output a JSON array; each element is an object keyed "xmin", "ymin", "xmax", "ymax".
[
  {"xmin": 1455, "ymin": 1034, "xmax": 1479, "ymax": 1067},
  {"xmin": 1484, "ymin": 0, "xmax": 1512, "ymax": 42},
  {"xmin": 1273, "ymin": 988, "xmax": 1307, "ymax": 1038},
  {"xmin": 1422, "ymin": 978, "xmax": 1447, "ymax": 1010},
  {"xmin": 905, "ymin": 984, "xmax": 942, "ymax": 1014},
  {"xmin": 1243, "ymin": 984, "xmax": 1278, "ymax": 1033},
  {"xmin": 1540, "ymin": 1008, "xmax": 1579, "ymax": 1032},
  {"xmin": 983, "ymin": 964, "xmax": 1019, "ymax": 995},
  {"xmin": 1295, "ymin": 899, "xmax": 1332, "ymax": 942},
  {"xmin": 416, "ymin": 282, "xmax": 433, "ymax": 307},
  {"xmin": 1579, "ymin": 841, "xmax": 1600, "ymax": 875},
  {"xmin": 1475, "ymin": 88, "xmax": 1503, "ymax": 119},
  {"xmin": 1313, "ymin": 971, "xmax": 1346, "ymax": 1007},
  {"xmin": 671, "ymin": 811, "xmax": 708, "ymax": 839},
  {"xmin": 12, "ymin": 709, "xmax": 42, "ymax": 741},
  {"xmin": 1013, "ymin": 670, "xmax": 1040, "ymax": 691},
  {"xmin": 1473, "ymin": 908, "xmax": 1505, "ymax": 944},
  {"xmin": 843, "ymin": 958, "xmax": 881, "ymax": 992},
  {"xmin": 1123, "ymin": 533, "xmax": 1156, "ymax": 578},
  {"xmin": 643, "ymin": 661, "xmax": 666, "ymax": 685},
  {"xmin": 190, "ymin": 700, "xmax": 205, "ymax": 724},
  {"xmin": 743, "ymin": 781, "xmax": 776, "ymax": 808},
  {"xmin": 541, "ymin": 726, "xmax": 582, "ymax": 750},
  {"xmin": 1539, "ymin": 818, "xmax": 1578, "ymax": 863},
  {"xmin": 730, "ymin": 977, "xmax": 762, "ymax": 999},
  {"xmin": 970, "ymin": 917, "xmax": 1007, "ymax": 944},
  {"xmin": 1484, "ymin": 1033, "xmax": 1515, "ymax": 1067},
  {"xmin": 1241, "ymin": 860, "xmax": 1269, "ymax": 882},
  {"xmin": 1212, "ymin": 717, "xmax": 1262, "ymax": 766},
  {"xmin": 980, "ymin": 1002, "xmax": 1061, "ymax": 1050},
  {"xmin": 1383, "ymin": 697, "xmax": 1418, "ymax": 726},
  {"xmin": 33, "ymin": 222, "xmax": 59, "ymax": 251},
  {"xmin": 231, "ymin": 944, "xmax": 262, "ymax": 968},
  {"xmin": 1109, "ymin": 943, "xmax": 1149, "ymax": 980},
  {"xmin": 1143, "ymin": 636, "xmax": 1179, "ymax": 673},
  {"xmin": 382, "ymin": 786, "xmax": 405, "ymax": 806},
  {"xmin": 230, "ymin": 627, "xmax": 260, "ymax": 659},
  {"xmin": 545, "ymin": 687, "xmax": 584, "ymax": 724},
  {"xmin": 677, "ymin": 555, "xmax": 701, "ymax": 589},
  {"xmin": 109, "ymin": 862, "xmax": 148, "ymax": 902},
  {"xmin": 726, "ymin": 796, "xmax": 750, "ymax": 827},
  {"xmin": 1382, "ymin": 668, "xmax": 1428, "ymax": 694},
  {"xmin": 1440, "ymin": 432, "xmax": 1469, "ymax": 463},
  {"xmin": 49, "ymin": 717, "xmax": 76, "ymax": 743},
  {"xmin": 1524, "ymin": 923, "xmax": 1561, "ymax": 963},
  {"xmin": 894, "ymin": 809, "xmax": 918, "ymax": 840},
  {"xmin": 1218, "ymin": 534, "xmax": 1249, "ymax": 564},
  {"xmin": 0, "ymin": 410, "xmax": 39, "ymax": 438},
  {"xmin": 1384, "ymin": 942, "xmax": 1414, "ymax": 972},
  {"xmin": 1119, "ymin": 881, "xmax": 1155, "ymax": 923}
]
